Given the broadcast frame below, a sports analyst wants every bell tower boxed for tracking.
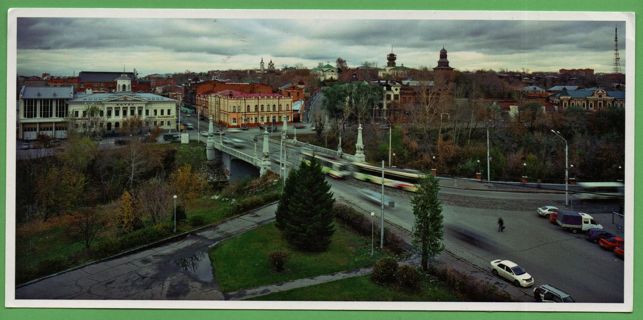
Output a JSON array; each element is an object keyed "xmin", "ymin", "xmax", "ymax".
[{"xmin": 116, "ymin": 74, "xmax": 131, "ymax": 92}]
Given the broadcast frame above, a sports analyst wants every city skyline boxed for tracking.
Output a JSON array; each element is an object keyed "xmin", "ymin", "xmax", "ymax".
[{"xmin": 17, "ymin": 18, "xmax": 626, "ymax": 77}]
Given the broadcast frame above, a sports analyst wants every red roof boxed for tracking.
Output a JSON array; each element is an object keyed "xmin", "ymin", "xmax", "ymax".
[{"xmin": 214, "ymin": 90, "xmax": 284, "ymax": 98}]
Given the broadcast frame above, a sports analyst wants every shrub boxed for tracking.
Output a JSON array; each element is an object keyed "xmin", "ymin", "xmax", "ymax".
[
  {"xmin": 268, "ymin": 251, "xmax": 289, "ymax": 272},
  {"xmin": 371, "ymin": 257, "xmax": 398, "ymax": 284},
  {"xmin": 189, "ymin": 215, "xmax": 206, "ymax": 227},
  {"xmin": 427, "ymin": 265, "xmax": 513, "ymax": 302},
  {"xmin": 396, "ymin": 265, "xmax": 421, "ymax": 292}
]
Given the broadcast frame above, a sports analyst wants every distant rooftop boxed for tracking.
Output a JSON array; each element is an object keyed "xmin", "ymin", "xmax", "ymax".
[
  {"xmin": 70, "ymin": 91, "xmax": 175, "ymax": 103},
  {"xmin": 20, "ymin": 86, "xmax": 74, "ymax": 99},
  {"xmin": 214, "ymin": 90, "xmax": 284, "ymax": 98},
  {"xmin": 79, "ymin": 71, "xmax": 135, "ymax": 83}
]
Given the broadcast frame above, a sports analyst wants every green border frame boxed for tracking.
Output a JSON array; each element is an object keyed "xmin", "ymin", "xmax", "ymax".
[{"xmin": 1, "ymin": 0, "xmax": 640, "ymax": 319}]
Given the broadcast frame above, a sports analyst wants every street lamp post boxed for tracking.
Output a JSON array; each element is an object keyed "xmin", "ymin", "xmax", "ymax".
[
  {"xmin": 173, "ymin": 194, "xmax": 177, "ymax": 233},
  {"xmin": 551, "ymin": 129, "xmax": 569, "ymax": 206},
  {"xmin": 380, "ymin": 160, "xmax": 385, "ymax": 249},
  {"xmin": 370, "ymin": 212, "xmax": 375, "ymax": 256},
  {"xmin": 486, "ymin": 122, "xmax": 491, "ymax": 182},
  {"xmin": 388, "ymin": 123, "xmax": 392, "ymax": 167}
]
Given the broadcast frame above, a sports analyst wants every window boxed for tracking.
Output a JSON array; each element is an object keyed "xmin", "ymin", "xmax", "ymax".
[
  {"xmin": 232, "ymin": 118, "xmax": 237, "ymax": 124},
  {"xmin": 74, "ymin": 110, "xmax": 79, "ymax": 118},
  {"xmin": 41, "ymin": 100, "xmax": 52, "ymax": 118},
  {"xmin": 167, "ymin": 108, "xmax": 171, "ymax": 116},
  {"xmin": 24, "ymin": 99, "xmax": 37, "ymax": 118},
  {"xmin": 272, "ymin": 105, "xmax": 276, "ymax": 112},
  {"xmin": 247, "ymin": 105, "xmax": 250, "ymax": 112},
  {"xmin": 160, "ymin": 121, "xmax": 164, "ymax": 126},
  {"xmin": 139, "ymin": 108, "xmax": 143, "ymax": 116},
  {"xmin": 115, "ymin": 109, "xmax": 120, "ymax": 117},
  {"xmin": 154, "ymin": 109, "xmax": 158, "ymax": 116},
  {"xmin": 100, "ymin": 110, "xmax": 104, "ymax": 117},
  {"xmin": 255, "ymin": 105, "xmax": 258, "ymax": 112},
  {"xmin": 161, "ymin": 109, "xmax": 164, "ymax": 116},
  {"xmin": 115, "ymin": 122, "xmax": 120, "ymax": 128},
  {"xmin": 124, "ymin": 108, "xmax": 128, "ymax": 117},
  {"xmin": 279, "ymin": 104, "xmax": 282, "ymax": 111},
  {"xmin": 261, "ymin": 105, "xmax": 264, "ymax": 112},
  {"xmin": 145, "ymin": 109, "xmax": 149, "ymax": 116},
  {"xmin": 57, "ymin": 104, "xmax": 67, "ymax": 118}
]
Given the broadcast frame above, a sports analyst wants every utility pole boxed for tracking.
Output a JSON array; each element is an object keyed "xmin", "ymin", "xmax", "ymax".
[
  {"xmin": 487, "ymin": 124, "xmax": 491, "ymax": 182},
  {"xmin": 380, "ymin": 160, "xmax": 385, "ymax": 249}
]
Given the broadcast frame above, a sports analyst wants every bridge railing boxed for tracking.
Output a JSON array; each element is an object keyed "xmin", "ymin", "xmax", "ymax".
[{"xmin": 213, "ymin": 141, "xmax": 260, "ymax": 166}]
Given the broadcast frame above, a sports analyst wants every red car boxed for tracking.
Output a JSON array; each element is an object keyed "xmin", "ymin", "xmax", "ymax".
[
  {"xmin": 599, "ymin": 236, "xmax": 624, "ymax": 251},
  {"xmin": 548, "ymin": 211, "xmax": 559, "ymax": 224},
  {"xmin": 614, "ymin": 245, "xmax": 624, "ymax": 259}
]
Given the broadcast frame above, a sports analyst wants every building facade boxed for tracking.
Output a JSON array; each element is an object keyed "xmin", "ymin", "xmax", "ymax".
[
  {"xmin": 554, "ymin": 88, "xmax": 625, "ymax": 111},
  {"xmin": 208, "ymin": 90, "xmax": 293, "ymax": 127},
  {"xmin": 67, "ymin": 74, "xmax": 177, "ymax": 134},
  {"xmin": 18, "ymin": 86, "xmax": 74, "ymax": 140},
  {"xmin": 311, "ymin": 64, "xmax": 338, "ymax": 81}
]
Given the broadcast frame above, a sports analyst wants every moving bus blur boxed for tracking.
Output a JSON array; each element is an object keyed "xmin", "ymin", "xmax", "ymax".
[
  {"xmin": 301, "ymin": 150, "xmax": 351, "ymax": 179},
  {"xmin": 352, "ymin": 161, "xmax": 424, "ymax": 192},
  {"xmin": 575, "ymin": 182, "xmax": 624, "ymax": 200}
]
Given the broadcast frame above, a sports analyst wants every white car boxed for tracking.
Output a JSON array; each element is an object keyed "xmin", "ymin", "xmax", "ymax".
[
  {"xmin": 490, "ymin": 259, "xmax": 534, "ymax": 287},
  {"xmin": 537, "ymin": 205, "xmax": 559, "ymax": 217}
]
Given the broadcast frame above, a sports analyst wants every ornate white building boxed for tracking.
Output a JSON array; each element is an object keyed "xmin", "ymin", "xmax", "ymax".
[{"xmin": 66, "ymin": 74, "xmax": 178, "ymax": 134}]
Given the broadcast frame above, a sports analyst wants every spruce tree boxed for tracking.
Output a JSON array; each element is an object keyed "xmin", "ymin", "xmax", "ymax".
[
  {"xmin": 276, "ymin": 168, "xmax": 298, "ymax": 231},
  {"xmin": 280, "ymin": 157, "xmax": 335, "ymax": 251},
  {"xmin": 411, "ymin": 173, "xmax": 444, "ymax": 271}
]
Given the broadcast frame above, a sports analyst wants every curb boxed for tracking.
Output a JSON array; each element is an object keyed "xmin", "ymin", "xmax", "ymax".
[{"xmin": 16, "ymin": 200, "xmax": 280, "ymax": 288}]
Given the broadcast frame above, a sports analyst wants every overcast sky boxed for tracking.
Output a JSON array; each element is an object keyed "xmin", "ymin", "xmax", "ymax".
[{"xmin": 16, "ymin": 18, "xmax": 626, "ymax": 76}]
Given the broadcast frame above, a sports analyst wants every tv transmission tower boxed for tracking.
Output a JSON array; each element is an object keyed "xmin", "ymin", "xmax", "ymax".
[{"xmin": 614, "ymin": 26, "xmax": 621, "ymax": 74}]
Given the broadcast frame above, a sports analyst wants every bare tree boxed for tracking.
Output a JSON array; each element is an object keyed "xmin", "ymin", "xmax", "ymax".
[
  {"xmin": 71, "ymin": 207, "xmax": 104, "ymax": 250},
  {"xmin": 136, "ymin": 177, "xmax": 172, "ymax": 224}
]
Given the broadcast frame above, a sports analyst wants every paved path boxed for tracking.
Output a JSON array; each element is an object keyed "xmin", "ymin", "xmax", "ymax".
[{"xmin": 16, "ymin": 204, "xmax": 278, "ymax": 300}]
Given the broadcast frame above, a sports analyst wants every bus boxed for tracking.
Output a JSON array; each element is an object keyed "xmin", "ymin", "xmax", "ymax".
[
  {"xmin": 575, "ymin": 182, "xmax": 624, "ymax": 200},
  {"xmin": 301, "ymin": 150, "xmax": 352, "ymax": 179},
  {"xmin": 352, "ymin": 162, "xmax": 425, "ymax": 192}
]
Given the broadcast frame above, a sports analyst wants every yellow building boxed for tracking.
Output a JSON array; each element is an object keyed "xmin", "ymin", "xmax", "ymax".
[{"xmin": 208, "ymin": 90, "xmax": 293, "ymax": 127}]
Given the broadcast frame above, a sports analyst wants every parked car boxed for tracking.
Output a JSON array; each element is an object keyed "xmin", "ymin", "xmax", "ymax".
[
  {"xmin": 533, "ymin": 284, "xmax": 575, "ymax": 302},
  {"xmin": 537, "ymin": 205, "xmax": 559, "ymax": 217},
  {"xmin": 548, "ymin": 211, "xmax": 559, "ymax": 224},
  {"xmin": 586, "ymin": 228, "xmax": 615, "ymax": 243},
  {"xmin": 598, "ymin": 236, "xmax": 624, "ymax": 251},
  {"xmin": 614, "ymin": 245, "xmax": 624, "ymax": 259},
  {"xmin": 490, "ymin": 259, "xmax": 534, "ymax": 287}
]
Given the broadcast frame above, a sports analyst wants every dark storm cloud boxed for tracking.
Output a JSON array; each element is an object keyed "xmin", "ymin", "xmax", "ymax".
[{"xmin": 16, "ymin": 17, "xmax": 626, "ymax": 75}]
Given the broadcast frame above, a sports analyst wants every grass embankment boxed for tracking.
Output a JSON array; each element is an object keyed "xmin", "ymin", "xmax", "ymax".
[
  {"xmin": 210, "ymin": 222, "xmax": 389, "ymax": 292},
  {"xmin": 252, "ymin": 274, "xmax": 458, "ymax": 301}
]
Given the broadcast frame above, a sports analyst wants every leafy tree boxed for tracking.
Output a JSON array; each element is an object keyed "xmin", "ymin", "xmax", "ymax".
[
  {"xmin": 35, "ymin": 166, "xmax": 86, "ymax": 221},
  {"xmin": 279, "ymin": 158, "xmax": 335, "ymax": 252},
  {"xmin": 57, "ymin": 134, "xmax": 98, "ymax": 172},
  {"xmin": 118, "ymin": 190, "xmax": 141, "ymax": 233},
  {"xmin": 411, "ymin": 173, "xmax": 444, "ymax": 271},
  {"xmin": 169, "ymin": 164, "xmax": 209, "ymax": 206}
]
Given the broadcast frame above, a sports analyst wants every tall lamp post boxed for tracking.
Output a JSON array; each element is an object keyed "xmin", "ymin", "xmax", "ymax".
[
  {"xmin": 370, "ymin": 212, "xmax": 375, "ymax": 256},
  {"xmin": 551, "ymin": 129, "xmax": 569, "ymax": 206},
  {"xmin": 388, "ymin": 122, "xmax": 392, "ymax": 167},
  {"xmin": 173, "ymin": 194, "xmax": 177, "ymax": 233},
  {"xmin": 380, "ymin": 160, "xmax": 385, "ymax": 249}
]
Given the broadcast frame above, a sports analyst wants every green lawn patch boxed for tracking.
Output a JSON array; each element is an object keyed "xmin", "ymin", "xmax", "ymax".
[
  {"xmin": 252, "ymin": 274, "xmax": 459, "ymax": 301},
  {"xmin": 209, "ymin": 222, "xmax": 389, "ymax": 292}
]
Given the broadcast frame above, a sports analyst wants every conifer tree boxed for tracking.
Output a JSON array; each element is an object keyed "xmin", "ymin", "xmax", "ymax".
[
  {"xmin": 411, "ymin": 173, "xmax": 444, "ymax": 271},
  {"xmin": 279, "ymin": 157, "xmax": 335, "ymax": 251},
  {"xmin": 276, "ymin": 168, "xmax": 298, "ymax": 231}
]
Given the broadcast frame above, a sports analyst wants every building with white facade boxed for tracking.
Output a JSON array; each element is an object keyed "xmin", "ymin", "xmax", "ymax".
[
  {"xmin": 67, "ymin": 74, "xmax": 177, "ymax": 134},
  {"xmin": 207, "ymin": 90, "xmax": 293, "ymax": 127},
  {"xmin": 18, "ymin": 86, "xmax": 74, "ymax": 140}
]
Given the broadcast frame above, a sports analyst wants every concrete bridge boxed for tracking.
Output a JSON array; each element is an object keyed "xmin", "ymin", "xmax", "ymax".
[{"xmin": 204, "ymin": 116, "xmax": 367, "ymax": 180}]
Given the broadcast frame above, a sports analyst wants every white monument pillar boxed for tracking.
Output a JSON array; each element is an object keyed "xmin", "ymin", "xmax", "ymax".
[
  {"xmin": 355, "ymin": 123, "xmax": 366, "ymax": 162},
  {"xmin": 206, "ymin": 116, "xmax": 215, "ymax": 161},
  {"xmin": 260, "ymin": 128, "xmax": 271, "ymax": 176}
]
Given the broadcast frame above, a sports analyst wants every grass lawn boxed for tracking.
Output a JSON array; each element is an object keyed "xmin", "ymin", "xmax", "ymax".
[
  {"xmin": 209, "ymin": 222, "xmax": 391, "ymax": 292},
  {"xmin": 252, "ymin": 274, "xmax": 459, "ymax": 301}
]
